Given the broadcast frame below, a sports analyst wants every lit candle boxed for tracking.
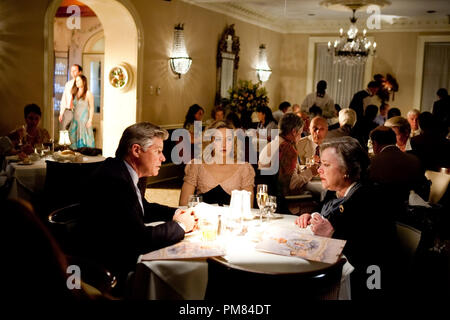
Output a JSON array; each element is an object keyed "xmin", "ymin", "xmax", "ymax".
[
  {"xmin": 373, "ymin": 42, "xmax": 377, "ymax": 49},
  {"xmin": 363, "ymin": 29, "xmax": 367, "ymax": 36},
  {"xmin": 328, "ymin": 41, "xmax": 331, "ymax": 48},
  {"xmin": 339, "ymin": 28, "xmax": 343, "ymax": 36}
]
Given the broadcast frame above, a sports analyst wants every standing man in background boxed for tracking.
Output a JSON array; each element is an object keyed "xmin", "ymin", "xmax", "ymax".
[{"xmin": 59, "ymin": 64, "xmax": 83, "ymax": 130}]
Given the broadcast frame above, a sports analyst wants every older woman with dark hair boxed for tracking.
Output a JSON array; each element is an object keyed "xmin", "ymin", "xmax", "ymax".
[{"xmin": 295, "ymin": 136, "xmax": 398, "ymax": 299}]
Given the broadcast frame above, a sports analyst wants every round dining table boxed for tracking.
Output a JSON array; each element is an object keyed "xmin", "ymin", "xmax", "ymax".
[
  {"xmin": 135, "ymin": 213, "xmax": 353, "ymax": 300},
  {"xmin": 5, "ymin": 154, "xmax": 105, "ymax": 200}
]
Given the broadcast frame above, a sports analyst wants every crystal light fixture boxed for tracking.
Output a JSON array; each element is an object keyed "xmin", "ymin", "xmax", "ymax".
[
  {"xmin": 256, "ymin": 44, "xmax": 272, "ymax": 82},
  {"xmin": 328, "ymin": 9, "xmax": 376, "ymax": 65},
  {"xmin": 169, "ymin": 24, "xmax": 192, "ymax": 78}
]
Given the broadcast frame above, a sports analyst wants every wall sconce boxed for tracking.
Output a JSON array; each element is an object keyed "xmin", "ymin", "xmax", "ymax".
[
  {"xmin": 169, "ymin": 24, "xmax": 192, "ymax": 78},
  {"xmin": 256, "ymin": 44, "xmax": 272, "ymax": 82}
]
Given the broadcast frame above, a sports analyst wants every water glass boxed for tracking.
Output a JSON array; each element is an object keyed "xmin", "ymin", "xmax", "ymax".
[
  {"xmin": 188, "ymin": 195, "xmax": 202, "ymax": 208},
  {"xmin": 265, "ymin": 196, "xmax": 277, "ymax": 222},
  {"xmin": 200, "ymin": 217, "xmax": 218, "ymax": 241}
]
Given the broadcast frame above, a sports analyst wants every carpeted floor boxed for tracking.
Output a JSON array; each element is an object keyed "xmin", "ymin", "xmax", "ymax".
[{"xmin": 144, "ymin": 178, "xmax": 183, "ymax": 207}]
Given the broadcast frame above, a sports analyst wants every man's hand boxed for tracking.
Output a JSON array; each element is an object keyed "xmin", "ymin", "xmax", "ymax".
[{"xmin": 173, "ymin": 208, "xmax": 197, "ymax": 233}]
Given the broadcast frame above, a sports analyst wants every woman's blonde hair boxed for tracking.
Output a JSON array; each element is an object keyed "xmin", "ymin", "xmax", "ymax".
[{"xmin": 202, "ymin": 120, "xmax": 239, "ymax": 163}]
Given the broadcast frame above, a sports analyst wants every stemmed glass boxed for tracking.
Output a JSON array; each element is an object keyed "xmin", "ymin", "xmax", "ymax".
[
  {"xmin": 188, "ymin": 195, "xmax": 202, "ymax": 208},
  {"xmin": 256, "ymin": 184, "xmax": 268, "ymax": 224},
  {"xmin": 35, "ymin": 143, "xmax": 44, "ymax": 157},
  {"xmin": 265, "ymin": 195, "xmax": 277, "ymax": 222}
]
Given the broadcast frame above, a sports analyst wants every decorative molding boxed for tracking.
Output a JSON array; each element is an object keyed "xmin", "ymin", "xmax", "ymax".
[
  {"xmin": 182, "ymin": 0, "xmax": 286, "ymax": 33},
  {"xmin": 183, "ymin": 1, "xmax": 450, "ymax": 34}
]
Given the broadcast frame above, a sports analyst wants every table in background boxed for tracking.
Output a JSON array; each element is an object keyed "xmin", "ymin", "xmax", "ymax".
[
  {"xmin": 5, "ymin": 155, "xmax": 105, "ymax": 201},
  {"xmin": 134, "ymin": 214, "xmax": 353, "ymax": 300}
]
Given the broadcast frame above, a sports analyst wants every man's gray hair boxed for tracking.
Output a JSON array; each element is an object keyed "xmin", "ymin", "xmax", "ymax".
[
  {"xmin": 115, "ymin": 122, "xmax": 169, "ymax": 159},
  {"xmin": 279, "ymin": 113, "xmax": 303, "ymax": 136},
  {"xmin": 385, "ymin": 116, "xmax": 411, "ymax": 136},
  {"xmin": 338, "ymin": 108, "xmax": 357, "ymax": 128},
  {"xmin": 320, "ymin": 136, "xmax": 369, "ymax": 182},
  {"xmin": 407, "ymin": 109, "xmax": 420, "ymax": 118}
]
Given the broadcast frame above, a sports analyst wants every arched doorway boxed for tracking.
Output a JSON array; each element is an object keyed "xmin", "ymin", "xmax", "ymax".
[
  {"xmin": 83, "ymin": 31, "xmax": 105, "ymax": 149},
  {"xmin": 44, "ymin": 0, "xmax": 143, "ymax": 156}
]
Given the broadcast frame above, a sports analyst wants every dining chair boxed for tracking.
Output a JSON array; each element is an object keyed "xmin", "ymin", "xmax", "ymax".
[
  {"xmin": 205, "ymin": 257, "xmax": 346, "ymax": 300},
  {"xmin": 66, "ymin": 255, "xmax": 118, "ymax": 299},
  {"xmin": 425, "ymin": 170, "xmax": 450, "ymax": 204},
  {"xmin": 395, "ymin": 221, "xmax": 421, "ymax": 263},
  {"xmin": 43, "ymin": 159, "xmax": 104, "ymax": 214},
  {"xmin": 48, "ymin": 203, "xmax": 83, "ymax": 256},
  {"xmin": 254, "ymin": 168, "xmax": 314, "ymax": 215}
]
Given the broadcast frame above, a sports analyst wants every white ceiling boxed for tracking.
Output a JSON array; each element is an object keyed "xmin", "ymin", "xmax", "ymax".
[{"xmin": 183, "ymin": 0, "xmax": 450, "ymax": 33}]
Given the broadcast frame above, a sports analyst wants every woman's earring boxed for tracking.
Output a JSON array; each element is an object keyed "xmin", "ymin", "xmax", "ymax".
[{"xmin": 344, "ymin": 174, "xmax": 349, "ymax": 179}]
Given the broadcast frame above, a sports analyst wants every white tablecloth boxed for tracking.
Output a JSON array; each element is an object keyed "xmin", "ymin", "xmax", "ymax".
[
  {"xmin": 6, "ymin": 155, "xmax": 104, "ymax": 200},
  {"xmin": 135, "ymin": 214, "xmax": 353, "ymax": 300}
]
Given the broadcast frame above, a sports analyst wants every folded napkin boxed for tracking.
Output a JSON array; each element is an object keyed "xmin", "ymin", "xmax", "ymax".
[{"xmin": 408, "ymin": 190, "xmax": 431, "ymax": 208}]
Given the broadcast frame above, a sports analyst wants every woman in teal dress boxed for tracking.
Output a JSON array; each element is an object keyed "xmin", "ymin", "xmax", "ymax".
[{"xmin": 69, "ymin": 74, "xmax": 95, "ymax": 149}]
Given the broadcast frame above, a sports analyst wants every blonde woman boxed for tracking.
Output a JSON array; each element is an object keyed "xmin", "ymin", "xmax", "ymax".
[
  {"xmin": 179, "ymin": 121, "xmax": 255, "ymax": 206},
  {"xmin": 68, "ymin": 74, "xmax": 95, "ymax": 149}
]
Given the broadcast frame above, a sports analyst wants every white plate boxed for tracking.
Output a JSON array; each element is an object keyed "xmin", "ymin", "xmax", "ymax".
[{"xmin": 17, "ymin": 161, "xmax": 33, "ymax": 166}]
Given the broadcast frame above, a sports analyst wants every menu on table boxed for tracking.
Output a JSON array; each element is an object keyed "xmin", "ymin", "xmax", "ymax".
[
  {"xmin": 255, "ymin": 227, "xmax": 346, "ymax": 264},
  {"xmin": 141, "ymin": 242, "xmax": 225, "ymax": 261}
]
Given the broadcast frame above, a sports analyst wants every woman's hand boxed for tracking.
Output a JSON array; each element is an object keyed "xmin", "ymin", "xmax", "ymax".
[
  {"xmin": 86, "ymin": 119, "xmax": 92, "ymax": 129},
  {"xmin": 59, "ymin": 113, "xmax": 63, "ymax": 122},
  {"xmin": 310, "ymin": 214, "xmax": 334, "ymax": 237},
  {"xmin": 295, "ymin": 213, "xmax": 311, "ymax": 228}
]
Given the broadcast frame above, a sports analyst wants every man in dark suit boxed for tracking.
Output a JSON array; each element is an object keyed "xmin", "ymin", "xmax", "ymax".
[
  {"xmin": 411, "ymin": 111, "xmax": 450, "ymax": 172},
  {"xmin": 79, "ymin": 122, "xmax": 197, "ymax": 293},
  {"xmin": 432, "ymin": 88, "xmax": 450, "ymax": 134},
  {"xmin": 349, "ymin": 81, "xmax": 379, "ymax": 121},
  {"xmin": 369, "ymin": 126, "xmax": 428, "ymax": 203}
]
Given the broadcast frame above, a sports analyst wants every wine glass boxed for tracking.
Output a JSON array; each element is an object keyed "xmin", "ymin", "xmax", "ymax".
[
  {"xmin": 256, "ymin": 184, "xmax": 268, "ymax": 224},
  {"xmin": 188, "ymin": 195, "xmax": 201, "ymax": 208},
  {"xmin": 265, "ymin": 195, "xmax": 277, "ymax": 222},
  {"xmin": 35, "ymin": 143, "xmax": 44, "ymax": 157}
]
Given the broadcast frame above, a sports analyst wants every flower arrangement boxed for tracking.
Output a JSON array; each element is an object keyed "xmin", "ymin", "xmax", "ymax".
[
  {"xmin": 228, "ymin": 79, "xmax": 269, "ymax": 113},
  {"xmin": 374, "ymin": 73, "xmax": 399, "ymax": 102}
]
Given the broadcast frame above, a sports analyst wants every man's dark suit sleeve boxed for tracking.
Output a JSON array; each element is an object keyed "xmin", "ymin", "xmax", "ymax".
[{"xmin": 142, "ymin": 200, "xmax": 178, "ymax": 224}]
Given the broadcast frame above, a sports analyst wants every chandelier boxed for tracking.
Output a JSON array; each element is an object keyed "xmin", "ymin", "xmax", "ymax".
[
  {"xmin": 256, "ymin": 44, "xmax": 272, "ymax": 82},
  {"xmin": 169, "ymin": 24, "xmax": 192, "ymax": 78},
  {"xmin": 328, "ymin": 9, "xmax": 376, "ymax": 65}
]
